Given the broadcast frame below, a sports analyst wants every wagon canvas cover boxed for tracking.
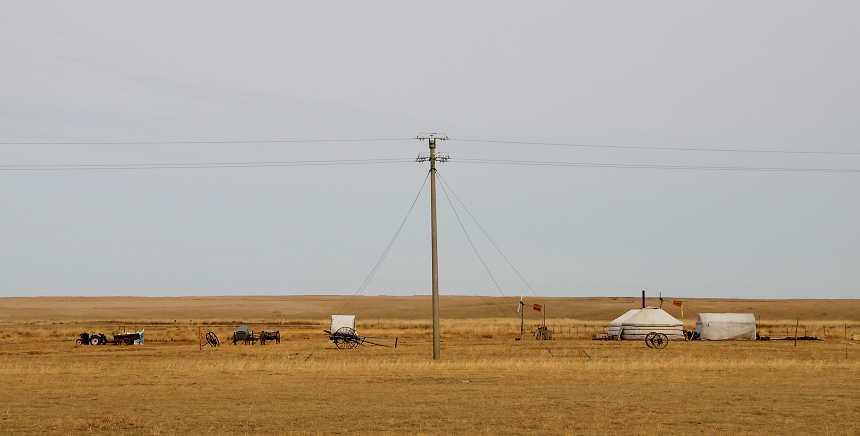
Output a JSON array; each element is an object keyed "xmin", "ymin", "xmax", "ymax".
[{"xmin": 331, "ymin": 315, "xmax": 355, "ymax": 334}]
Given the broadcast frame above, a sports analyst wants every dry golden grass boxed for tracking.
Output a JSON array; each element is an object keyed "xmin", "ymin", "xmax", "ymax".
[
  {"xmin": 3, "ymin": 295, "xmax": 858, "ymax": 323},
  {"xmin": 0, "ymin": 297, "xmax": 859, "ymax": 435}
]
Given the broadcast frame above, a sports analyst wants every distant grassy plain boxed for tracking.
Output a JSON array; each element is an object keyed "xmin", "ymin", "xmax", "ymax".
[{"xmin": 0, "ymin": 296, "xmax": 858, "ymax": 435}]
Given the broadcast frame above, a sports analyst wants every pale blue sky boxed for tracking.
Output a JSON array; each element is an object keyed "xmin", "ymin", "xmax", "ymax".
[{"xmin": 1, "ymin": 2, "xmax": 858, "ymax": 299}]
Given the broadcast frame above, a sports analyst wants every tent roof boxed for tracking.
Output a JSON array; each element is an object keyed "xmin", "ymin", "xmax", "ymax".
[
  {"xmin": 609, "ymin": 309, "xmax": 641, "ymax": 326},
  {"xmin": 697, "ymin": 313, "xmax": 755, "ymax": 323},
  {"xmin": 622, "ymin": 307, "xmax": 682, "ymax": 326}
]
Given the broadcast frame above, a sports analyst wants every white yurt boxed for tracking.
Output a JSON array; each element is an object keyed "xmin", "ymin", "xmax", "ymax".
[
  {"xmin": 619, "ymin": 307, "xmax": 685, "ymax": 340},
  {"xmin": 696, "ymin": 313, "xmax": 756, "ymax": 340},
  {"xmin": 608, "ymin": 309, "xmax": 640, "ymax": 338}
]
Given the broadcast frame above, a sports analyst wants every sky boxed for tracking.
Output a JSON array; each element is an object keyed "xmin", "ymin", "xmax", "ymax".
[{"xmin": 1, "ymin": 2, "xmax": 858, "ymax": 300}]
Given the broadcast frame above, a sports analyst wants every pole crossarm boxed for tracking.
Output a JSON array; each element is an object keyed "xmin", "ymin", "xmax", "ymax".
[
  {"xmin": 416, "ymin": 153, "xmax": 450, "ymax": 163},
  {"xmin": 416, "ymin": 133, "xmax": 448, "ymax": 141}
]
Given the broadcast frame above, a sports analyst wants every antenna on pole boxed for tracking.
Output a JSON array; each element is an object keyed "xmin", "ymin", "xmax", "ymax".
[{"xmin": 416, "ymin": 133, "xmax": 448, "ymax": 360}]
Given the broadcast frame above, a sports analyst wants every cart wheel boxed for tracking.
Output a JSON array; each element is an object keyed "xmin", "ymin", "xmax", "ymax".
[
  {"xmin": 75, "ymin": 339, "xmax": 83, "ymax": 345},
  {"xmin": 91, "ymin": 337, "xmax": 101, "ymax": 346},
  {"xmin": 205, "ymin": 332, "xmax": 220, "ymax": 347},
  {"xmin": 651, "ymin": 333, "xmax": 669, "ymax": 349},
  {"xmin": 338, "ymin": 327, "xmax": 359, "ymax": 348},
  {"xmin": 333, "ymin": 327, "xmax": 359, "ymax": 349},
  {"xmin": 644, "ymin": 332, "xmax": 657, "ymax": 348},
  {"xmin": 333, "ymin": 339, "xmax": 354, "ymax": 349},
  {"xmin": 122, "ymin": 338, "xmax": 132, "ymax": 346}
]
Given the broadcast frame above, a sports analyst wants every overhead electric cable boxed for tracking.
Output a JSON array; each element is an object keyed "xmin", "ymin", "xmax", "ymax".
[
  {"xmin": 438, "ymin": 173, "xmax": 542, "ymax": 302},
  {"xmin": 3, "ymin": 158, "xmax": 858, "ymax": 173},
  {"xmin": 451, "ymin": 138, "xmax": 860, "ymax": 156},
  {"xmin": 0, "ymin": 158, "xmax": 414, "ymax": 171},
  {"xmin": 336, "ymin": 172, "xmax": 430, "ymax": 315},
  {"xmin": 0, "ymin": 138, "xmax": 411, "ymax": 145},
  {"xmin": 453, "ymin": 158, "xmax": 860, "ymax": 173},
  {"xmin": 436, "ymin": 171, "xmax": 519, "ymax": 314},
  {"xmin": 5, "ymin": 136, "xmax": 855, "ymax": 156}
]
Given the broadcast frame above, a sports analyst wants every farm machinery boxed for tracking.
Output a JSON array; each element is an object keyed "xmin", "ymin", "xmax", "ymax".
[
  {"xmin": 76, "ymin": 332, "xmax": 107, "ymax": 345},
  {"xmin": 230, "ymin": 326, "xmax": 280, "ymax": 345},
  {"xmin": 325, "ymin": 315, "xmax": 397, "ymax": 349},
  {"xmin": 75, "ymin": 329, "xmax": 144, "ymax": 346}
]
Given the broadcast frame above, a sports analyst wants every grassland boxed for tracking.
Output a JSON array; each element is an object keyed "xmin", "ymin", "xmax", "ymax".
[{"xmin": 0, "ymin": 296, "xmax": 858, "ymax": 435}]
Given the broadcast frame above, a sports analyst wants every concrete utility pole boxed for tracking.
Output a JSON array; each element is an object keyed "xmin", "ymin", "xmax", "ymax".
[{"xmin": 416, "ymin": 133, "xmax": 448, "ymax": 360}]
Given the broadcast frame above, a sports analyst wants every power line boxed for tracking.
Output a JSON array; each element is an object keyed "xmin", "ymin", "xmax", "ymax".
[
  {"xmin": 437, "ymin": 172, "xmax": 519, "ymax": 315},
  {"xmin": 336, "ymin": 172, "xmax": 431, "ymax": 316},
  {"xmin": 0, "ymin": 138, "xmax": 412, "ymax": 145},
  {"xmin": 2, "ymin": 157, "xmax": 858, "ymax": 173},
  {"xmin": 452, "ymin": 138, "xmax": 860, "ymax": 156},
  {"xmin": 451, "ymin": 138, "xmax": 860, "ymax": 156},
  {"xmin": 4, "ymin": 136, "xmax": 857, "ymax": 156},
  {"xmin": 453, "ymin": 158, "xmax": 860, "ymax": 173},
  {"xmin": 0, "ymin": 158, "xmax": 414, "ymax": 171},
  {"xmin": 437, "ymin": 173, "xmax": 542, "ymax": 303}
]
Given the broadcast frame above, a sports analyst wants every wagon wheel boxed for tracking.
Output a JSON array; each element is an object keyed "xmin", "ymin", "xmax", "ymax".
[
  {"xmin": 651, "ymin": 333, "xmax": 669, "ymax": 349},
  {"xmin": 122, "ymin": 338, "xmax": 132, "ymax": 346},
  {"xmin": 334, "ymin": 327, "xmax": 360, "ymax": 349},
  {"xmin": 205, "ymin": 332, "xmax": 220, "ymax": 347},
  {"xmin": 644, "ymin": 332, "xmax": 657, "ymax": 348},
  {"xmin": 75, "ymin": 339, "xmax": 83, "ymax": 345},
  {"xmin": 333, "ymin": 336, "xmax": 358, "ymax": 349},
  {"xmin": 343, "ymin": 338, "xmax": 360, "ymax": 349},
  {"xmin": 90, "ymin": 337, "xmax": 101, "ymax": 346}
]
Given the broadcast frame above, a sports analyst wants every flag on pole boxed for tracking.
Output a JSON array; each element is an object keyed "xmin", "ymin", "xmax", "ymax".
[
  {"xmin": 673, "ymin": 300, "xmax": 684, "ymax": 317},
  {"xmin": 533, "ymin": 303, "xmax": 542, "ymax": 312}
]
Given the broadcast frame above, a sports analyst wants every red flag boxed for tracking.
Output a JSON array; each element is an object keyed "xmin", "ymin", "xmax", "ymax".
[
  {"xmin": 673, "ymin": 301, "xmax": 683, "ymax": 307},
  {"xmin": 533, "ymin": 303, "xmax": 542, "ymax": 312}
]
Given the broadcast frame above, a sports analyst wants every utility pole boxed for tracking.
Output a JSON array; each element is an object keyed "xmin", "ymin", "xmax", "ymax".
[
  {"xmin": 416, "ymin": 133, "xmax": 448, "ymax": 360},
  {"xmin": 520, "ymin": 300, "xmax": 524, "ymax": 341}
]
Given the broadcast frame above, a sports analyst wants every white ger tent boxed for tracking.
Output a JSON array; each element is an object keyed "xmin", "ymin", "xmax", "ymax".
[
  {"xmin": 696, "ymin": 313, "xmax": 756, "ymax": 340},
  {"xmin": 619, "ymin": 307, "xmax": 685, "ymax": 340},
  {"xmin": 608, "ymin": 309, "xmax": 640, "ymax": 338}
]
